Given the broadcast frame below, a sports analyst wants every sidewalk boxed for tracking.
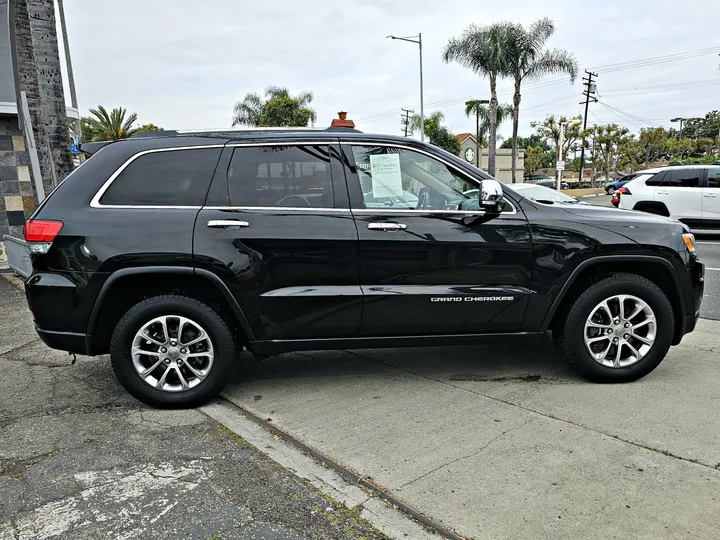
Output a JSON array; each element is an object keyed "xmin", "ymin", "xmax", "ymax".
[{"xmin": 0, "ymin": 275, "xmax": 388, "ymax": 540}]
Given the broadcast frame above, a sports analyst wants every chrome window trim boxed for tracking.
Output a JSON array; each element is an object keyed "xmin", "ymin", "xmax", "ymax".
[
  {"xmin": 90, "ymin": 144, "xmax": 226, "ymax": 209},
  {"xmin": 339, "ymin": 141, "xmax": 517, "ymax": 215},
  {"xmin": 203, "ymin": 206, "xmax": 351, "ymax": 213}
]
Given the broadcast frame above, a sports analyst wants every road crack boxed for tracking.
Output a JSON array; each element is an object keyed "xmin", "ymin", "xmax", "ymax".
[{"xmin": 398, "ymin": 419, "xmax": 532, "ymax": 489}]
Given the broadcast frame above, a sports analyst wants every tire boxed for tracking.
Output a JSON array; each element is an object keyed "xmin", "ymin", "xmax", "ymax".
[
  {"xmin": 110, "ymin": 295, "xmax": 237, "ymax": 408},
  {"xmin": 606, "ymin": 186, "xmax": 615, "ymax": 195},
  {"xmin": 554, "ymin": 273, "xmax": 674, "ymax": 383}
]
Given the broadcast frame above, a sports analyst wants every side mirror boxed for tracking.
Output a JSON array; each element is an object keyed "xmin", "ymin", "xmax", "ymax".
[{"xmin": 479, "ymin": 179, "xmax": 505, "ymax": 213}]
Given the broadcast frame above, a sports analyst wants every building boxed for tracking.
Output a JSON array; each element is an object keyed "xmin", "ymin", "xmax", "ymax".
[
  {"xmin": 1, "ymin": 2, "xmax": 78, "ymax": 266},
  {"xmin": 457, "ymin": 133, "xmax": 525, "ymax": 184}
]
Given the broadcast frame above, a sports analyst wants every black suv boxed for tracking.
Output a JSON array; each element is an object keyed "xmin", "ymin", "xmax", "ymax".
[{"xmin": 24, "ymin": 128, "xmax": 704, "ymax": 407}]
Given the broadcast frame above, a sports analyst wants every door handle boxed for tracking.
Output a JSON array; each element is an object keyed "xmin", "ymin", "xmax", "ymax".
[
  {"xmin": 207, "ymin": 219, "xmax": 249, "ymax": 229},
  {"xmin": 367, "ymin": 222, "xmax": 407, "ymax": 231},
  {"xmin": 704, "ymin": 194, "xmax": 717, "ymax": 198}
]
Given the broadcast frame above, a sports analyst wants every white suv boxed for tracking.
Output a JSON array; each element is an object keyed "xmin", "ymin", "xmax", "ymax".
[{"xmin": 618, "ymin": 165, "xmax": 720, "ymax": 229}]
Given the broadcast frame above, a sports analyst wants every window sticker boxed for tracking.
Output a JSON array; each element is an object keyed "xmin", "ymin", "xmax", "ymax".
[{"xmin": 369, "ymin": 154, "xmax": 403, "ymax": 198}]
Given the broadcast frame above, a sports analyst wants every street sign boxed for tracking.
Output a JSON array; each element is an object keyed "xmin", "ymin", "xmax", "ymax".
[
  {"xmin": 71, "ymin": 144, "xmax": 80, "ymax": 154},
  {"xmin": 556, "ymin": 160, "xmax": 565, "ymax": 171}
]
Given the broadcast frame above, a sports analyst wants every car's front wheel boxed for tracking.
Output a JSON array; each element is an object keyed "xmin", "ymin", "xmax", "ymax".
[
  {"xmin": 110, "ymin": 295, "xmax": 237, "ymax": 408},
  {"xmin": 554, "ymin": 273, "xmax": 674, "ymax": 382},
  {"xmin": 606, "ymin": 186, "xmax": 616, "ymax": 195}
]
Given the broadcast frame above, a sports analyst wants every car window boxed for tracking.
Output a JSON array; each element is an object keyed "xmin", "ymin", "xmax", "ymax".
[
  {"xmin": 644, "ymin": 172, "xmax": 666, "ymax": 186},
  {"xmin": 99, "ymin": 148, "xmax": 222, "ymax": 206},
  {"xmin": 350, "ymin": 145, "xmax": 478, "ymax": 211},
  {"xmin": 706, "ymin": 168, "xmax": 720, "ymax": 188},
  {"xmin": 664, "ymin": 169, "xmax": 702, "ymax": 188},
  {"xmin": 227, "ymin": 145, "xmax": 334, "ymax": 208}
]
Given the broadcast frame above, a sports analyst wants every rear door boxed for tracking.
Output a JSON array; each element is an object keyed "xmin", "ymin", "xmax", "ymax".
[
  {"xmin": 342, "ymin": 142, "xmax": 533, "ymax": 337},
  {"xmin": 654, "ymin": 168, "xmax": 703, "ymax": 226},
  {"xmin": 701, "ymin": 167, "xmax": 720, "ymax": 227},
  {"xmin": 193, "ymin": 141, "xmax": 361, "ymax": 341}
]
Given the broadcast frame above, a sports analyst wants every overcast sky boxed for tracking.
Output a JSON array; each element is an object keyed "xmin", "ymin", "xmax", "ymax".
[{"xmin": 57, "ymin": 0, "xmax": 720, "ymax": 141}]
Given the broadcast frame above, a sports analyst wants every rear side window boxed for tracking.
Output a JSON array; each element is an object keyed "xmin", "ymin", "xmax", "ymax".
[
  {"xmin": 99, "ymin": 148, "xmax": 222, "ymax": 206},
  {"xmin": 645, "ymin": 172, "xmax": 666, "ymax": 186},
  {"xmin": 664, "ymin": 169, "xmax": 702, "ymax": 188},
  {"xmin": 227, "ymin": 145, "xmax": 334, "ymax": 208}
]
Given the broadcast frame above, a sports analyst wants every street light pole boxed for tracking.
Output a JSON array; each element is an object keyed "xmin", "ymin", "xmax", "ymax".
[
  {"xmin": 388, "ymin": 34, "xmax": 425, "ymax": 142},
  {"xmin": 671, "ymin": 117, "xmax": 686, "ymax": 139}
]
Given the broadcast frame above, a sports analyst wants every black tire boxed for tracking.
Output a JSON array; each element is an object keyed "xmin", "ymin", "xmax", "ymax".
[
  {"xmin": 110, "ymin": 295, "xmax": 237, "ymax": 408},
  {"xmin": 554, "ymin": 273, "xmax": 674, "ymax": 383},
  {"xmin": 606, "ymin": 186, "xmax": 615, "ymax": 195}
]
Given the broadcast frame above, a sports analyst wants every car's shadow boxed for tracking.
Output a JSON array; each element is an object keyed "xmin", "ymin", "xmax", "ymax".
[{"xmin": 232, "ymin": 336, "xmax": 584, "ymax": 386}]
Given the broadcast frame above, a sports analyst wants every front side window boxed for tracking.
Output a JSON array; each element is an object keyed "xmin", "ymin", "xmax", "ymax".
[
  {"xmin": 350, "ymin": 145, "xmax": 478, "ymax": 211},
  {"xmin": 706, "ymin": 168, "xmax": 720, "ymax": 188},
  {"xmin": 228, "ymin": 145, "xmax": 334, "ymax": 208},
  {"xmin": 99, "ymin": 148, "xmax": 222, "ymax": 206}
]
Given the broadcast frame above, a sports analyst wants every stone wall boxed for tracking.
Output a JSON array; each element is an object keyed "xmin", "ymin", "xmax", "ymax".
[{"xmin": 0, "ymin": 114, "xmax": 34, "ymax": 239}]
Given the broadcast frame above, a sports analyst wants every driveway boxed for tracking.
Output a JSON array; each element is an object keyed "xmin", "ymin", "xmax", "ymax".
[{"xmin": 223, "ymin": 324, "xmax": 720, "ymax": 539}]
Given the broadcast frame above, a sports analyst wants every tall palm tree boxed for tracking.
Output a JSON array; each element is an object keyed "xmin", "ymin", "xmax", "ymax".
[
  {"xmin": 504, "ymin": 18, "xmax": 578, "ymax": 182},
  {"xmin": 464, "ymin": 101, "xmax": 513, "ymax": 150},
  {"xmin": 232, "ymin": 86, "xmax": 317, "ymax": 127},
  {"xmin": 443, "ymin": 23, "xmax": 513, "ymax": 176},
  {"xmin": 410, "ymin": 110, "xmax": 445, "ymax": 138},
  {"xmin": 82, "ymin": 106, "xmax": 138, "ymax": 141}
]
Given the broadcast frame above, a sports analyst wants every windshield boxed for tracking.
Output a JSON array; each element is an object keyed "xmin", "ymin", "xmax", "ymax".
[{"xmin": 509, "ymin": 184, "xmax": 579, "ymax": 204}]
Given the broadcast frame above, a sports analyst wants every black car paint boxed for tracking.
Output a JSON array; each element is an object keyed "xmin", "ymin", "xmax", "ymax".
[{"xmin": 24, "ymin": 131, "xmax": 704, "ymax": 357}]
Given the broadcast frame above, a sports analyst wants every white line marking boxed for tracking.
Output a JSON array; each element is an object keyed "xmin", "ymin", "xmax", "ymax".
[{"xmin": 705, "ymin": 268, "xmax": 720, "ymax": 271}]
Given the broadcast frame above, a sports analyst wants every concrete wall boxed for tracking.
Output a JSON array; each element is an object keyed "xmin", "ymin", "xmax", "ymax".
[{"xmin": 0, "ymin": 114, "xmax": 34, "ymax": 239}]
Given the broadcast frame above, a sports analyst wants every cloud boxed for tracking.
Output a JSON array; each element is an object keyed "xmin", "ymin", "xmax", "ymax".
[{"xmin": 59, "ymin": 0, "xmax": 720, "ymax": 139}]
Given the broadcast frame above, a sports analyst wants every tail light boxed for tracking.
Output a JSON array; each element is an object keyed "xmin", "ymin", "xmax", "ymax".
[
  {"xmin": 617, "ymin": 187, "xmax": 631, "ymax": 195},
  {"xmin": 23, "ymin": 220, "xmax": 63, "ymax": 254}
]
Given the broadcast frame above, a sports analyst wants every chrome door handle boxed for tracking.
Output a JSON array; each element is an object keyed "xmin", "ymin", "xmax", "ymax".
[
  {"xmin": 207, "ymin": 219, "xmax": 249, "ymax": 229},
  {"xmin": 367, "ymin": 222, "xmax": 407, "ymax": 231},
  {"xmin": 704, "ymin": 194, "xmax": 717, "ymax": 198}
]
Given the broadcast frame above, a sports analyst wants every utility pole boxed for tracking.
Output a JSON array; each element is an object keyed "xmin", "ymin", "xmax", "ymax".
[
  {"xmin": 401, "ymin": 108, "xmax": 413, "ymax": 137},
  {"xmin": 578, "ymin": 70, "xmax": 598, "ymax": 185}
]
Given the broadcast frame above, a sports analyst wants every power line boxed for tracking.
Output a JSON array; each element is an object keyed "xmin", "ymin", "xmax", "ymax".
[{"xmin": 590, "ymin": 46, "xmax": 720, "ymax": 73}]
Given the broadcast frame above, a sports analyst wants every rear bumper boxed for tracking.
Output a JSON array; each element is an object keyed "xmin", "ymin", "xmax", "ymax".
[{"xmin": 35, "ymin": 327, "xmax": 89, "ymax": 355}]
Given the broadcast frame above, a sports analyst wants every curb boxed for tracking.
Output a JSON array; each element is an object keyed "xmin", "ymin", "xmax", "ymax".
[{"xmin": 581, "ymin": 192, "xmax": 608, "ymax": 198}]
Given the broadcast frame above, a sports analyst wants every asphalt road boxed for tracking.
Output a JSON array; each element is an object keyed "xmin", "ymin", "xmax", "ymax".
[{"xmin": 587, "ymin": 194, "xmax": 720, "ymax": 320}]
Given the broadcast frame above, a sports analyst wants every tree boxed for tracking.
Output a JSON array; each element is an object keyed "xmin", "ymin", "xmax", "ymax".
[
  {"xmin": 81, "ymin": 106, "xmax": 138, "ymax": 141},
  {"xmin": 410, "ymin": 111, "xmax": 461, "ymax": 154},
  {"xmin": 531, "ymin": 114, "xmax": 587, "ymax": 165},
  {"xmin": 464, "ymin": 101, "xmax": 513, "ymax": 148},
  {"xmin": 638, "ymin": 127, "xmax": 669, "ymax": 167},
  {"xmin": 503, "ymin": 18, "xmax": 578, "ymax": 182},
  {"xmin": 684, "ymin": 111, "xmax": 720, "ymax": 140},
  {"xmin": 501, "ymin": 134, "xmax": 551, "ymax": 152},
  {"xmin": 135, "ymin": 123, "xmax": 164, "ymax": 134},
  {"xmin": 523, "ymin": 146, "xmax": 546, "ymax": 177},
  {"xmin": 443, "ymin": 23, "xmax": 514, "ymax": 176},
  {"xmin": 616, "ymin": 136, "xmax": 645, "ymax": 173},
  {"xmin": 593, "ymin": 124, "xmax": 629, "ymax": 179},
  {"xmin": 232, "ymin": 86, "xmax": 316, "ymax": 127}
]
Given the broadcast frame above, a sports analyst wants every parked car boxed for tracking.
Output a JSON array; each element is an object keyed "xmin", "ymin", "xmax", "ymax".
[
  {"xmin": 617, "ymin": 165, "xmax": 720, "ymax": 230},
  {"xmin": 23, "ymin": 128, "xmax": 704, "ymax": 407},
  {"xmin": 536, "ymin": 179, "xmax": 570, "ymax": 190},
  {"xmin": 509, "ymin": 183, "xmax": 588, "ymax": 204},
  {"xmin": 604, "ymin": 173, "xmax": 639, "ymax": 195}
]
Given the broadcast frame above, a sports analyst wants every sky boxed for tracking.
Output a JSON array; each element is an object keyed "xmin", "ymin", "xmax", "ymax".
[{"xmin": 56, "ymin": 0, "xmax": 720, "ymax": 141}]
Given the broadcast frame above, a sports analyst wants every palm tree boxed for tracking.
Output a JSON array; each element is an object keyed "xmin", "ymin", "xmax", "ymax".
[
  {"xmin": 504, "ymin": 19, "xmax": 578, "ymax": 182},
  {"xmin": 443, "ymin": 23, "xmax": 513, "ymax": 176},
  {"xmin": 82, "ymin": 106, "xmax": 138, "ymax": 141},
  {"xmin": 464, "ymin": 101, "xmax": 513, "ymax": 150},
  {"xmin": 232, "ymin": 86, "xmax": 317, "ymax": 127},
  {"xmin": 410, "ymin": 110, "xmax": 445, "ymax": 138}
]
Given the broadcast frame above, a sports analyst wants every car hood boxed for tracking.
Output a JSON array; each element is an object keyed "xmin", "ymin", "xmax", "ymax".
[{"xmin": 556, "ymin": 204, "xmax": 689, "ymax": 244}]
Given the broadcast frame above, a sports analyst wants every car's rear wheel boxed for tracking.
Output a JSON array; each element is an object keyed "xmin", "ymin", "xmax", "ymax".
[
  {"xmin": 554, "ymin": 273, "xmax": 674, "ymax": 382},
  {"xmin": 110, "ymin": 295, "xmax": 237, "ymax": 408}
]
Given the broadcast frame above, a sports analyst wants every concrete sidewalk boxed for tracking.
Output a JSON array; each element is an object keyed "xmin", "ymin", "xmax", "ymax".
[
  {"xmin": 223, "ymin": 322, "xmax": 720, "ymax": 539},
  {"xmin": 0, "ymin": 275, "xmax": 390, "ymax": 540}
]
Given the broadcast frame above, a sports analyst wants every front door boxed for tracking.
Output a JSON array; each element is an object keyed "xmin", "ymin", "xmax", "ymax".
[
  {"xmin": 193, "ymin": 142, "xmax": 361, "ymax": 341},
  {"xmin": 702, "ymin": 167, "xmax": 720, "ymax": 227},
  {"xmin": 342, "ymin": 143, "xmax": 533, "ymax": 337}
]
